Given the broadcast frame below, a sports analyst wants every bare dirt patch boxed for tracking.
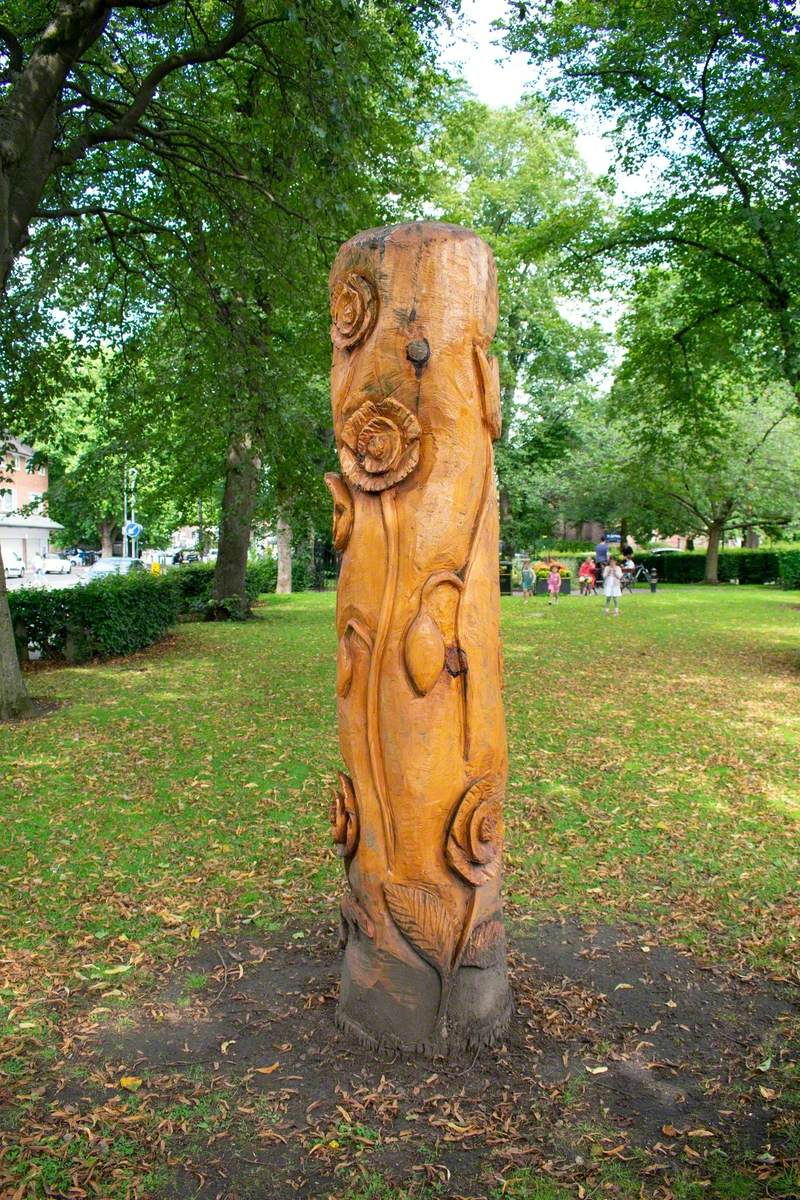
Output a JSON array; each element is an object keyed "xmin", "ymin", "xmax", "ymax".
[{"xmin": 33, "ymin": 920, "xmax": 797, "ymax": 1199}]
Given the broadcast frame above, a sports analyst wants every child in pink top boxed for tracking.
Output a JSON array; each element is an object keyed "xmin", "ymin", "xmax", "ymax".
[{"xmin": 547, "ymin": 565, "xmax": 562, "ymax": 604}]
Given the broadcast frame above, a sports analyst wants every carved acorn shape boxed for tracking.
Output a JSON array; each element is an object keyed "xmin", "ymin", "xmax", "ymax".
[
  {"xmin": 403, "ymin": 572, "xmax": 464, "ymax": 698},
  {"xmin": 404, "ymin": 610, "xmax": 446, "ymax": 697}
]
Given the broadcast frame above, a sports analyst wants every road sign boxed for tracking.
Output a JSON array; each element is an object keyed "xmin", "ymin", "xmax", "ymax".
[{"xmin": 123, "ymin": 521, "xmax": 142, "ymax": 539}]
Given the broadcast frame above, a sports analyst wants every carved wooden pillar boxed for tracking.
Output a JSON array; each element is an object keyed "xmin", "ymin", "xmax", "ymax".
[{"xmin": 325, "ymin": 222, "xmax": 511, "ymax": 1055}]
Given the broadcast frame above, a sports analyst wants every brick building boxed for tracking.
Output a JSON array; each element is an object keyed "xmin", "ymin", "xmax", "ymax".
[{"xmin": 0, "ymin": 437, "xmax": 63, "ymax": 564}]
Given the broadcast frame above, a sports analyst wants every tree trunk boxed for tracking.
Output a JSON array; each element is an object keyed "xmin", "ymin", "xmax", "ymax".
[
  {"xmin": 745, "ymin": 524, "xmax": 759, "ymax": 548},
  {"xmin": 212, "ymin": 436, "xmax": 261, "ymax": 613},
  {"xmin": 498, "ymin": 485, "xmax": 513, "ymax": 555},
  {"xmin": 0, "ymin": 544, "xmax": 32, "ymax": 720},
  {"xmin": 100, "ymin": 518, "xmax": 114, "ymax": 557},
  {"xmin": 704, "ymin": 520, "xmax": 725, "ymax": 584},
  {"xmin": 276, "ymin": 512, "xmax": 292, "ymax": 594},
  {"xmin": 327, "ymin": 222, "xmax": 510, "ymax": 1056}
]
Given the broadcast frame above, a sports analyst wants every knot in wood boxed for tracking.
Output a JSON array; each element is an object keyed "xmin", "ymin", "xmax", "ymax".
[{"xmin": 406, "ymin": 338, "xmax": 430, "ymax": 366}]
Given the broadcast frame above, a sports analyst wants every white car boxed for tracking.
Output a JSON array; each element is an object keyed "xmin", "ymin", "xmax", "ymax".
[
  {"xmin": 85, "ymin": 556, "xmax": 145, "ymax": 581},
  {"xmin": 3, "ymin": 550, "xmax": 24, "ymax": 578},
  {"xmin": 42, "ymin": 554, "xmax": 72, "ymax": 574}
]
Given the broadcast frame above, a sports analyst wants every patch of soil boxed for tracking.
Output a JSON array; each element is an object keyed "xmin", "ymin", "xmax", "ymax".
[{"xmin": 49, "ymin": 922, "xmax": 800, "ymax": 1198}]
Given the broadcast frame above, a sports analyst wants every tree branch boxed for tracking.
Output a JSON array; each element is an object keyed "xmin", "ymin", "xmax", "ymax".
[
  {"xmin": 0, "ymin": 22, "xmax": 24, "ymax": 74},
  {"xmin": 52, "ymin": 1, "xmax": 255, "ymax": 170}
]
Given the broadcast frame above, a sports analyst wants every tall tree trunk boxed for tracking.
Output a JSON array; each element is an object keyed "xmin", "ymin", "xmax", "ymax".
[
  {"xmin": 100, "ymin": 518, "xmax": 114, "ymax": 557},
  {"xmin": 0, "ymin": 544, "xmax": 31, "ymax": 720},
  {"xmin": 704, "ymin": 520, "xmax": 725, "ymax": 584},
  {"xmin": 276, "ymin": 512, "xmax": 292, "ymax": 594},
  {"xmin": 212, "ymin": 436, "xmax": 261, "ymax": 613},
  {"xmin": 745, "ymin": 524, "xmax": 758, "ymax": 548}
]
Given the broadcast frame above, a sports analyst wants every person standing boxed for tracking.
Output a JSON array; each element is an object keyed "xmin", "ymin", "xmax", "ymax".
[
  {"xmin": 595, "ymin": 534, "xmax": 609, "ymax": 570},
  {"xmin": 547, "ymin": 563, "xmax": 562, "ymax": 605},
  {"xmin": 603, "ymin": 556, "xmax": 623, "ymax": 616},
  {"xmin": 521, "ymin": 559, "xmax": 534, "ymax": 602}
]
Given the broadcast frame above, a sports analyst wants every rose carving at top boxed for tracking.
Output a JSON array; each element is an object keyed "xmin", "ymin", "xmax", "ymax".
[
  {"xmin": 340, "ymin": 396, "xmax": 421, "ymax": 492},
  {"xmin": 331, "ymin": 273, "xmax": 378, "ymax": 351}
]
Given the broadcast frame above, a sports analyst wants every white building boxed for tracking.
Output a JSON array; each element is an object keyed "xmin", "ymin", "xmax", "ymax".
[{"xmin": 0, "ymin": 512, "xmax": 64, "ymax": 563}]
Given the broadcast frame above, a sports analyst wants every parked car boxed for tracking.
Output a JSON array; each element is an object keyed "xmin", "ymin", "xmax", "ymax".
[
  {"xmin": 43, "ymin": 553, "xmax": 72, "ymax": 574},
  {"xmin": 85, "ymin": 556, "xmax": 145, "ymax": 581},
  {"xmin": 3, "ymin": 549, "xmax": 25, "ymax": 578},
  {"xmin": 65, "ymin": 547, "xmax": 99, "ymax": 566}
]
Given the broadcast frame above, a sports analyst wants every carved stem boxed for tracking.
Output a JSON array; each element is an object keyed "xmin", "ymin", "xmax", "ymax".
[
  {"xmin": 457, "ymin": 431, "xmax": 494, "ymax": 761},
  {"xmin": 366, "ymin": 488, "xmax": 399, "ymax": 865},
  {"xmin": 432, "ymin": 889, "xmax": 477, "ymax": 1036}
]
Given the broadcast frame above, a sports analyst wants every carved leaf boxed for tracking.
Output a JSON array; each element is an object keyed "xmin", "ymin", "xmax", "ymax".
[
  {"xmin": 474, "ymin": 342, "xmax": 502, "ymax": 440},
  {"xmin": 384, "ymin": 882, "xmax": 457, "ymax": 975},
  {"xmin": 324, "ymin": 472, "xmax": 354, "ymax": 551},
  {"xmin": 336, "ymin": 635, "xmax": 353, "ymax": 698},
  {"xmin": 460, "ymin": 919, "xmax": 506, "ymax": 969},
  {"xmin": 404, "ymin": 610, "xmax": 446, "ymax": 696}
]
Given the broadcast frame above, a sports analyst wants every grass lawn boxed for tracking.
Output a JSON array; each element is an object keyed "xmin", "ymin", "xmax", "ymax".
[{"xmin": 1, "ymin": 586, "xmax": 798, "ymax": 1198}]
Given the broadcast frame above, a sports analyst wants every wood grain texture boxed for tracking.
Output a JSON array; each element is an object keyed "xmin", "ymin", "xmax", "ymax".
[{"xmin": 327, "ymin": 222, "xmax": 511, "ymax": 1054}]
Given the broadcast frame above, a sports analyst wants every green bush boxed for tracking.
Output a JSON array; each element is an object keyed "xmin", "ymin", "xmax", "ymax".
[
  {"xmin": 638, "ymin": 552, "xmax": 707, "ymax": 583},
  {"xmin": 247, "ymin": 556, "xmax": 278, "ymax": 595},
  {"xmin": 777, "ymin": 548, "xmax": 800, "ymax": 589},
  {"xmin": 291, "ymin": 555, "xmax": 311, "ymax": 592},
  {"xmin": 637, "ymin": 547, "xmax": 794, "ymax": 585},
  {"xmin": 169, "ymin": 562, "xmax": 216, "ymax": 614},
  {"xmin": 10, "ymin": 572, "xmax": 179, "ymax": 663},
  {"xmin": 169, "ymin": 561, "xmax": 268, "ymax": 615}
]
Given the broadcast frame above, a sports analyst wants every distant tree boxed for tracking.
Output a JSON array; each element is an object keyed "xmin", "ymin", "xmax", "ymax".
[
  {"xmin": 430, "ymin": 96, "xmax": 608, "ymax": 551},
  {"xmin": 0, "ymin": 0, "xmax": 457, "ymax": 711},
  {"xmin": 612, "ymin": 271, "xmax": 800, "ymax": 581},
  {"xmin": 507, "ymin": 1, "xmax": 800, "ymax": 408}
]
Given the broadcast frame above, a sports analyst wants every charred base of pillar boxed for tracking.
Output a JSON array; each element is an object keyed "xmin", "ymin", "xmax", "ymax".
[{"xmin": 336, "ymin": 933, "xmax": 512, "ymax": 1058}]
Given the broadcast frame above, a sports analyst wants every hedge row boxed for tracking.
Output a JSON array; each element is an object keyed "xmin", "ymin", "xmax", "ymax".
[
  {"xmin": 10, "ymin": 572, "xmax": 179, "ymax": 663},
  {"xmin": 637, "ymin": 547, "xmax": 800, "ymax": 587},
  {"xmin": 170, "ymin": 557, "xmax": 310, "ymax": 616}
]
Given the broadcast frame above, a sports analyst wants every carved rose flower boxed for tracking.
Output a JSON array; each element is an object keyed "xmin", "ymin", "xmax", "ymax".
[
  {"xmin": 331, "ymin": 274, "xmax": 378, "ymax": 351},
  {"xmin": 330, "ymin": 772, "xmax": 359, "ymax": 859},
  {"xmin": 446, "ymin": 774, "xmax": 504, "ymax": 886},
  {"xmin": 340, "ymin": 397, "xmax": 421, "ymax": 492}
]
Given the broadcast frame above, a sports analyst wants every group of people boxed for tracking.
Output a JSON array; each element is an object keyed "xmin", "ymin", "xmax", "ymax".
[{"xmin": 520, "ymin": 535, "xmax": 637, "ymax": 617}]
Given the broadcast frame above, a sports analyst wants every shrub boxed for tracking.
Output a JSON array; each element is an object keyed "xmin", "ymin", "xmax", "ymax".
[
  {"xmin": 10, "ymin": 572, "xmax": 179, "ymax": 663},
  {"xmin": 247, "ymin": 556, "xmax": 278, "ymax": 595},
  {"xmin": 291, "ymin": 555, "xmax": 311, "ymax": 592},
  {"xmin": 638, "ymin": 547, "xmax": 791, "ymax": 585},
  {"xmin": 637, "ymin": 552, "xmax": 707, "ymax": 583},
  {"xmin": 170, "ymin": 562, "xmax": 216, "ymax": 614},
  {"xmin": 777, "ymin": 548, "xmax": 800, "ymax": 589}
]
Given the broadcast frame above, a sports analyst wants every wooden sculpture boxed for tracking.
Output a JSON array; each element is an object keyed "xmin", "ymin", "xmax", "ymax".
[{"xmin": 325, "ymin": 221, "xmax": 511, "ymax": 1055}]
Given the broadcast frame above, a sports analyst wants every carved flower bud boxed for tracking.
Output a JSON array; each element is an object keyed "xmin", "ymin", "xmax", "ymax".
[
  {"xmin": 331, "ymin": 274, "xmax": 378, "ymax": 351},
  {"xmin": 340, "ymin": 396, "xmax": 421, "ymax": 492},
  {"xmin": 446, "ymin": 774, "xmax": 504, "ymax": 886},
  {"xmin": 329, "ymin": 772, "xmax": 359, "ymax": 859}
]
